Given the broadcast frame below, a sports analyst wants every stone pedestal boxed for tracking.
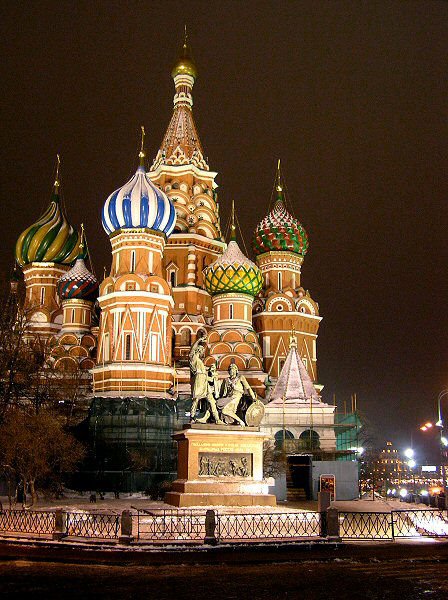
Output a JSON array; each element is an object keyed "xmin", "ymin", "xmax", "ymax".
[{"xmin": 165, "ymin": 424, "xmax": 276, "ymax": 507}]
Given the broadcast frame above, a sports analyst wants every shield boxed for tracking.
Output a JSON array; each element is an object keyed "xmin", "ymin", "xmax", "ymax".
[{"xmin": 245, "ymin": 399, "xmax": 265, "ymax": 427}]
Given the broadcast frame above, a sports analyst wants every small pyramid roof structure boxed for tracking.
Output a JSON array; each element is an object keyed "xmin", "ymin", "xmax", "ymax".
[{"xmin": 268, "ymin": 342, "xmax": 322, "ymax": 406}]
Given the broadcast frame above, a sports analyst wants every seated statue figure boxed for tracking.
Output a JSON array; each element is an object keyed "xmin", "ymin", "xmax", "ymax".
[{"xmin": 218, "ymin": 363, "xmax": 256, "ymax": 427}]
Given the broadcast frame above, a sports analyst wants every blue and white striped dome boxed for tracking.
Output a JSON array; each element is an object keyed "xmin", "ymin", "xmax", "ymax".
[{"xmin": 102, "ymin": 165, "xmax": 176, "ymax": 237}]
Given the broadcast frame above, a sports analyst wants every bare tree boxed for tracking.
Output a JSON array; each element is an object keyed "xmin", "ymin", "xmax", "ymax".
[{"xmin": 0, "ymin": 408, "xmax": 85, "ymax": 507}]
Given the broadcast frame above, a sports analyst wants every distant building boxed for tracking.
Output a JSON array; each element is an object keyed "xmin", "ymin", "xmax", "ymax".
[{"xmin": 376, "ymin": 441, "xmax": 409, "ymax": 484}]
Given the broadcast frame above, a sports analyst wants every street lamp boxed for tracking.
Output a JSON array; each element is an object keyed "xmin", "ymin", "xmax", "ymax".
[
  {"xmin": 407, "ymin": 457, "xmax": 417, "ymax": 494},
  {"xmin": 436, "ymin": 390, "xmax": 448, "ymax": 504},
  {"xmin": 404, "ymin": 448, "xmax": 414, "ymax": 459}
]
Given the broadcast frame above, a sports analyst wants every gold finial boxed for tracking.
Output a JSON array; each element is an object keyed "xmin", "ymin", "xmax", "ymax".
[
  {"xmin": 139, "ymin": 125, "xmax": 146, "ymax": 167},
  {"xmin": 79, "ymin": 223, "xmax": 85, "ymax": 252},
  {"xmin": 230, "ymin": 200, "xmax": 236, "ymax": 241},
  {"xmin": 172, "ymin": 26, "xmax": 197, "ymax": 80},
  {"xmin": 276, "ymin": 158, "xmax": 283, "ymax": 193},
  {"xmin": 54, "ymin": 154, "xmax": 61, "ymax": 193}
]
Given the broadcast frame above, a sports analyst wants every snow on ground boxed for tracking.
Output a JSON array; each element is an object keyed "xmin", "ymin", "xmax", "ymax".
[
  {"xmin": 330, "ymin": 498, "xmax": 432, "ymax": 513},
  {"xmin": 1, "ymin": 492, "xmax": 435, "ymax": 515},
  {"xmin": 0, "ymin": 493, "xmax": 308, "ymax": 514}
]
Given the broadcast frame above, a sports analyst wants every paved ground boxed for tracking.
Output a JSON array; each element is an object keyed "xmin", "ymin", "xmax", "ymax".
[
  {"xmin": 0, "ymin": 494, "xmax": 425, "ymax": 513},
  {"xmin": 0, "ymin": 551, "xmax": 447, "ymax": 599}
]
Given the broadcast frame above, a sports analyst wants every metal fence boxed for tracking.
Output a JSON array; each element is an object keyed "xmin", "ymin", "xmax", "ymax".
[
  {"xmin": 0, "ymin": 509, "xmax": 55, "ymax": 536},
  {"xmin": 133, "ymin": 508, "xmax": 206, "ymax": 542},
  {"xmin": 216, "ymin": 511, "xmax": 321, "ymax": 542},
  {"xmin": 340, "ymin": 510, "xmax": 448, "ymax": 540},
  {"xmin": 66, "ymin": 512, "xmax": 120, "ymax": 540},
  {"xmin": 0, "ymin": 507, "xmax": 447, "ymax": 543},
  {"xmin": 339, "ymin": 512, "xmax": 393, "ymax": 540},
  {"xmin": 392, "ymin": 509, "xmax": 448, "ymax": 538}
]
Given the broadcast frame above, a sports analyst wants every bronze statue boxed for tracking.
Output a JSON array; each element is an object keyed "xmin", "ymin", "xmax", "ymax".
[
  {"xmin": 196, "ymin": 363, "xmax": 224, "ymax": 424},
  {"xmin": 189, "ymin": 335, "xmax": 208, "ymax": 421},
  {"xmin": 189, "ymin": 336, "xmax": 264, "ymax": 427},
  {"xmin": 189, "ymin": 335, "xmax": 223, "ymax": 423},
  {"xmin": 219, "ymin": 363, "xmax": 256, "ymax": 426}
]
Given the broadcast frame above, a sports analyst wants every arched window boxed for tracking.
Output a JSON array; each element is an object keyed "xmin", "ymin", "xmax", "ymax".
[
  {"xmin": 229, "ymin": 304, "xmax": 234, "ymax": 319},
  {"xmin": 299, "ymin": 429, "xmax": 320, "ymax": 450},
  {"xmin": 40, "ymin": 287, "xmax": 45, "ymax": 305},
  {"xmin": 274, "ymin": 429, "xmax": 294, "ymax": 449},
  {"xmin": 278, "ymin": 272, "xmax": 282, "ymax": 290},
  {"xmin": 170, "ymin": 270, "xmax": 176, "ymax": 287}
]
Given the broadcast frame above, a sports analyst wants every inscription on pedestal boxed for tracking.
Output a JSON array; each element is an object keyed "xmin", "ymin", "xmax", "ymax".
[{"xmin": 198, "ymin": 453, "xmax": 253, "ymax": 477}]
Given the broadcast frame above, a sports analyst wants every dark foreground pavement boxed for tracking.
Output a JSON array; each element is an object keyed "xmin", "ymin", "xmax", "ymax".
[{"xmin": 0, "ymin": 539, "xmax": 448, "ymax": 599}]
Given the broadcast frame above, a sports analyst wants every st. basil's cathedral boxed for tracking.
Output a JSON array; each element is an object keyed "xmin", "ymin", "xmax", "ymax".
[{"xmin": 12, "ymin": 38, "xmax": 339, "ymax": 488}]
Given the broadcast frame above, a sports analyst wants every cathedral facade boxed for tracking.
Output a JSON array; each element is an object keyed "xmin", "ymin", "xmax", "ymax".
[{"xmin": 13, "ymin": 38, "xmax": 327, "ymax": 478}]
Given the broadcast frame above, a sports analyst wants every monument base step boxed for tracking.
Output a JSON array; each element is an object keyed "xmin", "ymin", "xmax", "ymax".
[{"xmin": 165, "ymin": 491, "xmax": 277, "ymax": 507}]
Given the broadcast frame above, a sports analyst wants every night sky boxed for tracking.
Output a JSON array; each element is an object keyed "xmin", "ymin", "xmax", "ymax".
[{"xmin": 1, "ymin": 1, "xmax": 447, "ymax": 457}]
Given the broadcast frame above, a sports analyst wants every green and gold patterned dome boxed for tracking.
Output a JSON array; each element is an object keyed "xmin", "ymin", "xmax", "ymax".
[
  {"xmin": 204, "ymin": 232, "xmax": 263, "ymax": 297},
  {"xmin": 15, "ymin": 164, "xmax": 83, "ymax": 267}
]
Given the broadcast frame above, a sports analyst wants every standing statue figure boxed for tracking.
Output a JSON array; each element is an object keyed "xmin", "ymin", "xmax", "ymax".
[
  {"xmin": 189, "ymin": 335, "xmax": 207, "ymax": 421},
  {"xmin": 189, "ymin": 335, "xmax": 223, "ymax": 423},
  {"xmin": 196, "ymin": 363, "xmax": 224, "ymax": 424},
  {"xmin": 219, "ymin": 363, "xmax": 256, "ymax": 427}
]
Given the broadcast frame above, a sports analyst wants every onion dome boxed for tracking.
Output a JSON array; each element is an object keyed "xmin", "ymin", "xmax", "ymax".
[
  {"xmin": 58, "ymin": 257, "xmax": 99, "ymax": 302},
  {"xmin": 204, "ymin": 205, "xmax": 263, "ymax": 297},
  {"xmin": 171, "ymin": 27, "xmax": 197, "ymax": 80},
  {"xmin": 252, "ymin": 162, "xmax": 309, "ymax": 257},
  {"xmin": 15, "ymin": 157, "xmax": 83, "ymax": 267},
  {"xmin": 57, "ymin": 228, "xmax": 99, "ymax": 302},
  {"xmin": 102, "ymin": 127, "xmax": 176, "ymax": 237}
]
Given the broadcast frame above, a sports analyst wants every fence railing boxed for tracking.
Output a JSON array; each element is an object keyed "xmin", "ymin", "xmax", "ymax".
[
  {"xmin": 0, "ymin": 507, "xmax": 447, "ymax": 544},
  {"xmin": 66, "ymin": 512, "xmax": 120, "ymax": 540},
  {"xmin": 217, "ymin": 512, "xmax": 321, "ymax": 541},
  {"xmin": 132, "ymin": 508, "xmax": 206, "ymax": 542},
  {"xmin": 339, "ymin": 511, "xmax": 393, "ymax": 540},
  {"xmin": 392, "ymin": 509, "xmax": 448, "ymax": 538},
  {"xmin": 339, "ymin": 509, "xmax": 448, "ymax": 540},
  {"xmin": 0, "ymin": 509, "xmax": 55, "ymax": 536}
]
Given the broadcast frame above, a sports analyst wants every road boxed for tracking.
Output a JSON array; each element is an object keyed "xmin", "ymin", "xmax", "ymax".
[{"xmin": 0, "ymin": 553, "xmax": 447, "ymax": 599}]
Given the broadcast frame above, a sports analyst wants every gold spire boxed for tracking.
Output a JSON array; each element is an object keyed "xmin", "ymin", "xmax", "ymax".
[
  {"xmin": 171, "ymin": 26, "xmax": 197, "ymax": 80},
  {"xmin": 230, "ymin": 200, "xmax": 236, "ymax": 241},
  {"xmin": 138, "ymin": 125, "xmax": 146, "ymax": 167},
  {"xmin": 54, "ymin": 154, "xmax": 61, "ymax": 194},
  {"xmin": 276, "ymin": 158, "xmax": 282, "ymax": 193}
]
